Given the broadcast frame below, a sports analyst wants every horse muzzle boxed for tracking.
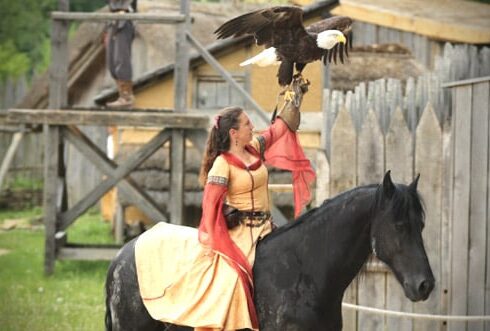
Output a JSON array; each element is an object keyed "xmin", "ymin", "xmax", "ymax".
[{"xmin": 403, "ymin": 274, "xmax": 435, "ymax": 301}]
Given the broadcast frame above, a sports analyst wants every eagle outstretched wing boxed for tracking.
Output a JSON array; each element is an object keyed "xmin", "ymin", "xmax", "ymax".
[{"xmin": 214, "ymin": 6, "xmax": 309, "ymax": 49}]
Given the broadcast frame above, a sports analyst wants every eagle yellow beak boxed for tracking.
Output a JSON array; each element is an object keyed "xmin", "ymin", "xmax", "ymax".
[{"xmin": 337, "ymin": 34, "xmax": 347, "ymax": 44}]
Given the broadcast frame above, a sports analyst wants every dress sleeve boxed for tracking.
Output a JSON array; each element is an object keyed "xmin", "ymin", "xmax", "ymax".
[{"xmin": 258, "ymin": 118, "xmax": 316, "ymax": 218}]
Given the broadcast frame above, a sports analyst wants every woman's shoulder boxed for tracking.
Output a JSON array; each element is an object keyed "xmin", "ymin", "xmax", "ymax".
[
  {"xmin": 214, "ymin": 154, "xmax": 228, "ymax": 166},
  {"xmin": 209, "ymin": 154, "xmax": 230, "ymax": 177}
]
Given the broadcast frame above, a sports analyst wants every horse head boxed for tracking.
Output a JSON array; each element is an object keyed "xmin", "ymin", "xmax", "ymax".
[{"xmin": 370, "ymin": 171, "xmax": 435, "ymax": 302}]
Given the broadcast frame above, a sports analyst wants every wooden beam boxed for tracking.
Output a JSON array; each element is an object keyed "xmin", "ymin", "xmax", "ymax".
[
  {"xmin": 331, "ymin": 0, "xmax": 490, "ymax": 44},
  {"xmin": 7, "ymin": 109, "xmax": 209, "ymax": 128},
  {"xmin": 57, "ymin": 245, "xmax": 121, "ymax": 261},
  {"xmin": 170, "ymin": 130, "xmax": 185, "ymax": 225},
  {"xmin": 0, "ymin": 132, "xmax": 23, "ymax": 191},
  {"xmin": 174, "ymin": 0, "xmax": 190, "ymax": 114},
  {"xmin": 60, "ymin": 126, "xmax": 171, "ymax": 229},
  {"xmin": 61, "ymin": 125, "xmax": 168, "ymax": 227},
  {"xmin": 44, "ymin": 15, "xmax": 69, "ymax": 275},
  {"xmin": 51, "ymin": 12, "xmax": 186, "ymax": 24},
  {"xmin": 43, "ymin": 126, "xmax": 60, "ymax": 275},
  {"xmin": 186, "ymin": 32, "xmax": 270, "ymax": 126},
  {"xmin": 186, "ymin": 128, "xmax": 208, "ymax": 153},
  {"xmin": 268, "ymin": 184, "xmax": 293, "ymax": 192}
]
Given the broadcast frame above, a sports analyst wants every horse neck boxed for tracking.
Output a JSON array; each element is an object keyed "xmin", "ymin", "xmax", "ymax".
[{"xmin": 294, "ymin": 187, "xmax": 376, "ymax": 292}]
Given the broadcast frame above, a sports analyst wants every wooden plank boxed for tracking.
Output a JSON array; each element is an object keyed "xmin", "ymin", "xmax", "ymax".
[
  {"xmin": 486, "ymin": 82, "xmax": 490, "ymax": 331},
  {"xmin": 115, "ymin": 202, "xmax": 124, "ymax": 245},
  {"xmin": 43, "ymin": 126, "xmax": 60, "ymax": 275},
  {"xmin": 51, "ymin": 12, "xmax": 185, "ymax": 24},
  {"xmin": 440, "ymin": 96, "xmax": 454, "ymax": 330},
  {"xmin": 183, "ymin": 128, "xmax": 208, "ymax": 153},
  {"xmin": 330, "ymin": 106, "xmax": 357, "ymax": 194},
  {"xmin": 357, "ymin": 109, "xmax": 385, "ymax": 331},
  {"xmin": 321, "ymin": 89, "xmax": 330, "ymax": 152},
  {"xmin": 170, "ymin": 130, "xmax": 185, "ymax": 225},
  {"xmin": 60, "ymin": 126, "xmax": 171, "ymax": 229},
  {"xmin": 44, "ymin": 15, "xmax": 69, "ymax": 275},
  {"xmin": 7, "ymin": 109, "xmax": 209, "ymax": 128},
  {"xmin": 186, "ymin": 32, "xmax": 269, "ymax": 126},
  {"xmin": 314, "ymin": 150, "xmax": 330, "ymax": 206},
  {"xmin": 448, "ymin": 86, "xmax": 472, "ymax": 331},
  {"xmin": 174, "ymin": 0, "xmax": 190, "ymax": 114},
  {"xmin": 415, "ymin": 103, "xmax": 443, "ymax": 331},
  {"xmin": 49, "ymin": 20, "xmax": 68, "ymax": 109},
  {"xmin": 58, "ymin": 246, "xmax": 121, "ymax": 261},
  {"xmin": 467, "ymin": 82, "xmax": 489, "ymax": 331},
  {"xmin": 386, "ymin": 107, "xmax": 414, "ymax": 331},
  {"xmin": 331, "ymin": 0, "xmax": 490, "ymax": 44},
  {"xmin": 0, "ymin": 132, "xmax": 23, "ymax": 191},
  {"xmin": 330, "ymin": 106, "xmax": 357, "ymax": 330},
  {"xmin": 62, "ymin": 125, "xmax": 168, "ymax": 225},
  {"xmin": 268, "ymin": 184, "xmax": 293, "ymax": 193}
]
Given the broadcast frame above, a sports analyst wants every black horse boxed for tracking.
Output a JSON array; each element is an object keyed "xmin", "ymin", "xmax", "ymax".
[{"xmin": 105, "ymin": 171, "xmax": 434, "ymax": 331}]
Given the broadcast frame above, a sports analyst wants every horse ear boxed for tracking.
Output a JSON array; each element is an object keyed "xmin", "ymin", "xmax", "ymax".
[
  {"xmin": 383, "ymin": 170, "xmax": 395, "ymax": 198},
  {"xmin": 408, "ymin": 173, "xmax": 420, "ymax": 192}
]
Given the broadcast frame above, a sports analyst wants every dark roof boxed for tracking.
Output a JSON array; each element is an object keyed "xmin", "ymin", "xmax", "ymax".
[{"xmin": 94, "ymin": 0, "xmax": 340, "ymax": 105}]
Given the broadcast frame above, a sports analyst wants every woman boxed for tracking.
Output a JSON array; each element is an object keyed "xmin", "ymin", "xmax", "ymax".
[
  {"xmin": 135, "ymin": 106, "xmax": 314, "ymax": 331},
  {"xmin": 195, "ymin": 106, "xmax": 315, "ymax": 330}
]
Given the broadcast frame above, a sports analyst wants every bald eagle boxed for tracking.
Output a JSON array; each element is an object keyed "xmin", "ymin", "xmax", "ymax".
[{"xmin": 215, "ymin": 6, "xmax": 353, "ymax": 87}]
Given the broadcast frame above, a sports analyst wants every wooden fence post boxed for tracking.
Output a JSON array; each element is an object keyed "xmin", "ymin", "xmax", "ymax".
[
  {"xmin": 170, "ymin": 0, "xmax": 190, "ymax": 225},
  {"xmin": 44, "ymin": 14, "xmax": 68, "ymax": 275}
]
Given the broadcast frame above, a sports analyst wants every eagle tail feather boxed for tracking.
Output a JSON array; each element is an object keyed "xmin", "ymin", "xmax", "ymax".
[
  {"xmin": 339, "ymin": 44, "xmax": 344, "ymax": 64},
  {"xmin": 240, "ymin": 47, "xmax": 279, "ymax": 67}
]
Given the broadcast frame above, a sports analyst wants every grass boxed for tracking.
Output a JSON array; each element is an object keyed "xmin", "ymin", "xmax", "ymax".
[{"xmin": 0, "ymin": 208, "xmax": 114, "ymax": 331}]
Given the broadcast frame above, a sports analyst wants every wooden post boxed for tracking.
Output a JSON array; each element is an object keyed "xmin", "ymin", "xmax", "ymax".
[
  {"xmin": 0, "ymin": 132, "xmax": 23, "ymax": 191},
  {"xmin": 170, "ymin": 0, "xmax": 190, "ymax": 225},
  {"xmin": 44, "ymin": 13, "xmax": 69, "ymax": 275}
]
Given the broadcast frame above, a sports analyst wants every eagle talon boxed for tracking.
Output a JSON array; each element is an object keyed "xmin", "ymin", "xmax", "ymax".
[{"xmin": 284, "ymin": 90, "xmax": 296, "ymax": 102}]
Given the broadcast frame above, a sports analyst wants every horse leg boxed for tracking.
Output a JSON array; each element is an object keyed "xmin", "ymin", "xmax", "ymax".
[{"xmin": 105, "ymin": 238, "xmax": 166, "ymax": 331}]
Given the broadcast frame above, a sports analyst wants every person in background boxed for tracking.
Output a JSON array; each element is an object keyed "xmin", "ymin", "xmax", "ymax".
[{"xmin": 105, "ymin": 0, "xmax": 137, "ymax": 109}]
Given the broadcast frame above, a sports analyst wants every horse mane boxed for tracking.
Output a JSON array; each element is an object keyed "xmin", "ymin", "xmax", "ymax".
[
  {"xmin": 265, "ymin": 184, "xmax": 380, "ymax": 241},
  {"xmin": 264, "ymin": 180, "xmax": 425, "ymax": 242}
]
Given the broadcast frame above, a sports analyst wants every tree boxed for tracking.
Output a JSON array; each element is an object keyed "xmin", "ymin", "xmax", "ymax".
[{"xmin": 0, "ymin": 0, "xmax": 105, "ymax": 81}]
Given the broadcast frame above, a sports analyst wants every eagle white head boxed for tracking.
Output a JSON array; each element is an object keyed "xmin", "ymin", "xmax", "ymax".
[{"xmin": 317, "ymin": 30, "xmax": 347, "ymax": 50}]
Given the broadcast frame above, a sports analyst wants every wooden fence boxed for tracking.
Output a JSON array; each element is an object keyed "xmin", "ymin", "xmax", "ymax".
[
  {"xmin": 0, "ymin": 76, "xmax": 44, "ymax": 189},
  {"xmin": 351, "ymin": 21, "xmax": 490, "ymax": 75},
  {"xmin": 317, "ymin": 45, "xmax": 490, "ymax": 330}
]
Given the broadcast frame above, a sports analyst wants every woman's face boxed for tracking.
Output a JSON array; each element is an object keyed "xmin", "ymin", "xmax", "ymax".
[{"xmin": 232, "ymin": 112, "xmax": 254, "ymax": 146}]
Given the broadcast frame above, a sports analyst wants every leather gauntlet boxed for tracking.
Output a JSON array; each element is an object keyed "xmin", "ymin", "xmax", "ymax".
[{"xmin": 275, "ymin": 76, "xmax": 310, "ymax": 131}]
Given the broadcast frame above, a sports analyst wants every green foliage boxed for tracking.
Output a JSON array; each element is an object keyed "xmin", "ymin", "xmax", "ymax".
[
  {"xmin": 0, "ymin": 40, "xmax": 32, "ymax": 81},
  {"xmin": 0, "ymin": 0, "xmax": 105, "ymax": 81},
  {"xmin": 0, "ymin": 208, "xmax": 113, "ymax": 330}
]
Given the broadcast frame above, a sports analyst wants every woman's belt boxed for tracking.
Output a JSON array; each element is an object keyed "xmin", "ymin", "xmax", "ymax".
[{"xmin": 223, "ymin": 204, "xmax": 271, "ymax": 229}]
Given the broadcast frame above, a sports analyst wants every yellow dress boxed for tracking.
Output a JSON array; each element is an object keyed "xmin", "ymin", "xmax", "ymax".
[{"xmin": 135, "ymin": 138, "xmax": 273, "ymax": 330}]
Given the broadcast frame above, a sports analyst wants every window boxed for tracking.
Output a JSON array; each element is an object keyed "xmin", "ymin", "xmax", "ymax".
[{"xmin": 195, "ymin": 75, "xmax": 247, "ymax": 109}]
